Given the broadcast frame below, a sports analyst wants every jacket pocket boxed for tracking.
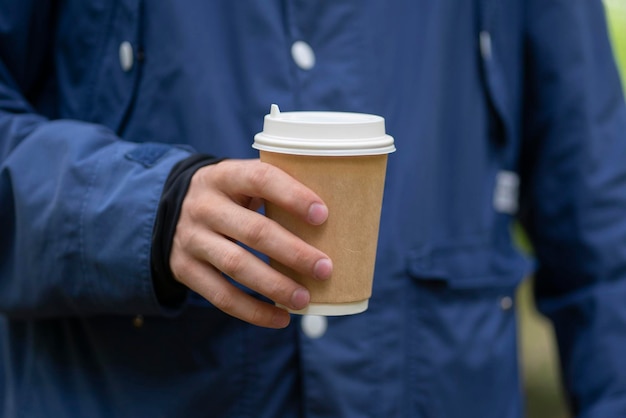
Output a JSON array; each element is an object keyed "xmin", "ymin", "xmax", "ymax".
[
  {"xmin": 406, "ymin": 236, "xmax": 529, "ymax": 289},
  {"xmin": 405, "ymin": 237, "xmax": 526, "ymax": 417}
]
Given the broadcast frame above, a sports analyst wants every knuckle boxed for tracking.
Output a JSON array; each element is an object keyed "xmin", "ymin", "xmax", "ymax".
[
  {"xmin": 210, "ymin": 288, "xmax": 234, "ymax": 312},
  {"xmin": 179, "ymin": 196, "xmax": 202, "ymax": 226},
  {"xmin": 219, "ymin": 248, "xmax": 246, "ymax": 277},
  {"xmin": 191, "ymin": 163, "xmax": 227, "ymax": 194},
  {"xmin": 204, "ymin": 163, "xmax": 226, "ymax": 186},
  {"xmin": 248, "ymin": 163, "xmax": 272, "ymax": 191},
  {"xmin": 188, "ymin": 168, "xmax": 204, "ymax": 189},
  {"xmin": 248, "ymin": 305, "xmax": 267, "ymax": 326},
  {"xmin": 201, "ymin": 202, "xmax": 224, "ymax": 228},
  {"xmin": 265, "ymin": 279, "xmax": 291, "ymax": 302},
  {"xmin": 243, "ymin": 218, "xmax": 270, "ymax": 247},
  {"xmin": 289, "ymin": 244, "xmax": 312, "ymax": 269},
  {"xmin": 187, "ymin": 166, "xmax": 213, "ymax": 199},
  {"xmin": 169, "ymin": 243, "xmax": 194, "ymax": 282},
  {"xmin": 169, "ymin": 257, "xmax": 189, "ymax": 283},
  {"xmin": 184, "ymin": 198, "xmax": 204, "ymax": 220},
  {"xmin": 172, "ymin": 229, "xmax": 198, "ymax": 258}
]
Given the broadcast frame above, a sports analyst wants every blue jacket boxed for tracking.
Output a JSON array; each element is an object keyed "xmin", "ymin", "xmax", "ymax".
[{"xmin": 1, "ymin": 1, "xmax": 626, "ymax": 417}]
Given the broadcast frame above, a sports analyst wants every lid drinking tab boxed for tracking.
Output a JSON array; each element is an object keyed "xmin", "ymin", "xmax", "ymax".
[{"xmin": 270, "ymin": 104, "xmax": 281, "ymax": 117}]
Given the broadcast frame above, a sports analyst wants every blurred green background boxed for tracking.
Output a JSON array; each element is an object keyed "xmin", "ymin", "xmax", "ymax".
[
  {"xmin": 606, "ymin": 0, "xmax": 626, "ymax": 95},
  {"xmin": 519, "ymin": 2, "xmax": 626, "ymax": 417}
]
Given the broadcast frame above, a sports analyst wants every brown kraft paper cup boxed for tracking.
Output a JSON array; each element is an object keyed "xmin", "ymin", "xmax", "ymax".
[
  {"xmin": 261, "ymin": 152, "xmax": 388, "ymax": 307},
  {"xmin": 253, "ymin": 104, "xmax": 395, "ymax": 316}
]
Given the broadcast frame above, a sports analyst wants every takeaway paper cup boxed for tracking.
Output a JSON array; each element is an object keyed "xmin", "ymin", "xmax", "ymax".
[{"xmin": 253, "ymin": 104, "xmax": 395, "ymax": 316}]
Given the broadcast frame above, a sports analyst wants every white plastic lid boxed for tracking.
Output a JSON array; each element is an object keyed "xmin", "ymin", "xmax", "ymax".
[{"xmin": 253, "ymin": 104, "xmax": 396, "ymax": 156}]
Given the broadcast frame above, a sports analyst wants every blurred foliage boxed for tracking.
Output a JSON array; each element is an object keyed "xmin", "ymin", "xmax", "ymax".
[
  {"xmin": 518, "ymin": 279, "xmax": 570, "ymax": 418},
  {"xmin": 605, "ymin": 0, "xmax": 626, "ymax": 94}
]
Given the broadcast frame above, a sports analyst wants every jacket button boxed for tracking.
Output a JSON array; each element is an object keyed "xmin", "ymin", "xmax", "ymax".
[
  {"xmin": 291, "ymin": 41, "xmax": 316, "ymax": 70},
  {"xmin": 500, "ymin": 296, "xmax": 513, "ymax": 311},
  {"xmin": 301, "ymin": 315, "xmax": 327, "ymax": 338},
  {"xmin": 479, "ymin": 31, "xmax": 492, "ymax": 61},
  {"xmin": 119, "ymin": 41, "xmax": 134, "ymax": 72}
]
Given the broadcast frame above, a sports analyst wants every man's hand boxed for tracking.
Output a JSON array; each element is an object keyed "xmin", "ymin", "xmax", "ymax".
[{"xmin": 170, "ymin": 159, "xmax": 332, "ymax": 328}]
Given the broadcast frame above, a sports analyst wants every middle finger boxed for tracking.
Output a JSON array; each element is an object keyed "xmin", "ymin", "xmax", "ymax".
[{"xmin": 205, "ymin": 197, "xmax": 333, "ymax": 281}]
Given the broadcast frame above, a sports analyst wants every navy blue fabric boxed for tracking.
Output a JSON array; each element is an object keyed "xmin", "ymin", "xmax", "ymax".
[{"xmin": 1, "ymin": 1, "xmax": 626, "ymax": 417}]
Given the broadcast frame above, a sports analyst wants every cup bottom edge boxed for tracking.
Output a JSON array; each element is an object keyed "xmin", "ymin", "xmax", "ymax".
[{"xmin": 276, "ymin": 300, "xmax": 369, "ymax": 316}]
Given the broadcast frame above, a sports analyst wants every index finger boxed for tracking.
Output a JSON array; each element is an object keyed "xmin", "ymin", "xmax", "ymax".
[{"xmin": 212, "ymin": 160, "xmax": 328, "ymax": 225}]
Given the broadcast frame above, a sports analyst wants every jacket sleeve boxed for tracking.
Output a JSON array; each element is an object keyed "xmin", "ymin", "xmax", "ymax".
[
  {"xmin": 520, "ymin": 1, "xmax": 626, "ymax": 416},
  {"xmin": 0, "ymin": 2, "xmax": 192, "ymax": 318}
]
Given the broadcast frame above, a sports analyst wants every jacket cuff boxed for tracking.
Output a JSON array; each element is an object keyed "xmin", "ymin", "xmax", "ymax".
[{"xmin": 151, "ymin": 154, "xmax": 225, "ymax": 309}]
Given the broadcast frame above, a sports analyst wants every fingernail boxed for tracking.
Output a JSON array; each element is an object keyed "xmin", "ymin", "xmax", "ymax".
[
  {"xmin": 313, "ymin": 258, "xmax": 333, "ymax": 280},
  {"xmin": 272, "ymin": 310, "xmax": 291, "ymax": 328},
  {"xmin": 307, "ymin": 203, "xmax": 328, "ymax": 225},
  {"xmin": 291, "ymin": 288, "xmax": 310, "ymax": 310}
]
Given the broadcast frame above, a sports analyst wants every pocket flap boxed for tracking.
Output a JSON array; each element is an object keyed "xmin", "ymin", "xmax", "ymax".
[{"xmin": 406, "ymin": 237, "xmax": 529, "ymax": 289}]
